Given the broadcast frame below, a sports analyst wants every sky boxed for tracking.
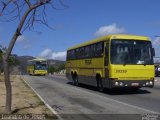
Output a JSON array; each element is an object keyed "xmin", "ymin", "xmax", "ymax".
[{"xmin": 0, "ymin": 0, "xmax": 160, "ymax": 61}]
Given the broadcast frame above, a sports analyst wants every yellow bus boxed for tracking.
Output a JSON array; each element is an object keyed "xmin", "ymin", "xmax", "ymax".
[
  {"xmin": 27, "ymin": 58, "xmax": 48, "ymax": 76},
  {"xmin": 65, "ymin": 34, "xmax": 155, "ymax": 91}
]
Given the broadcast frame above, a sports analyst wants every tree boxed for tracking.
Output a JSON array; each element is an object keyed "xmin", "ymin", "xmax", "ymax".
[
  {"xmin": 57, "ymin": 63, "xmax": 65, "ymax": 71},
  {"xmin": 0, "ymin": 45, "xmax": 2, "ymax": 62},
  {"xmin": 0, "ymin": 45, "xmax": 19, "ymax": 73},
  {"xmin": 0, "ymin": 46, "xmax": 3, "ymax": 72},
  {"xmin": 0, "ymin": 45, "xmax": 6, "ymax": 73},
  {"xmin": 0, "ymin": 0, "xmax": 67, "ymax": 113},
  {"xmin": 48, "ymin": 66, "xmax": 56, "ymax": 74}
]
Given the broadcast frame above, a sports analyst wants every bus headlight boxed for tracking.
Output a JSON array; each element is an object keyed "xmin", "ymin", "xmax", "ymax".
[
  {"xmin": 115, "ymin": 82, "xmax": 119, "ymax": 86},
  {"xmin": 149, "ymin": 81, "xmax": 153, "ymax": 85},
  {"xmin": 115, "ymin": 81, "xmax": 124, "ymax": 86},
  {"xmin": 146, "ymin": 82, "xmax": 149, "ymax": 86},
  {"xmin": 119, "ymin": 82, "xmax": 124, "ymax": 86}
]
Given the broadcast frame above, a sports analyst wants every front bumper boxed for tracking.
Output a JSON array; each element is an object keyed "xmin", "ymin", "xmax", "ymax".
[
  {"xmin": 34, "ymin": 70, "xmax": 47, "ymax": 75},
  {"xmin": 111, "ymin": 80, "xmax": 154, "ymax": 88}
]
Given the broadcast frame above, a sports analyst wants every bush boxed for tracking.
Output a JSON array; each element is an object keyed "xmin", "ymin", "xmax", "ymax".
[
  {"xmin": 48, "ymin": 66, "xmax": 56, "ymax": 74},
  {"xmin": 0, "ymin": 45, "xmax": 20, "ymax": 72}
]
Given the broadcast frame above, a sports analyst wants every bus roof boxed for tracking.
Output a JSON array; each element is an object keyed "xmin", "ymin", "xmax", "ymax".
[
  {"xmin": 67, "ymin": 34, "xmax": 150, "ymax": 50},
  {"xmin": 28, "ymin": 58, "xmax": 47, "ymax": 62}
]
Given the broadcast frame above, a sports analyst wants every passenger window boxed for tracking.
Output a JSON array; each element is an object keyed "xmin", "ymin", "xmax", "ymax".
[
  {"xmin": 76, "ymin": 48, "xmax": 80, "ymax": 59},
  {"xmin": 84, "ymin": 46, "xmax": 90, "ymax": 58},
  {"xmin": 70, "ymin": 50, "xmax": 76, "ymax": 60},
  {"xmin": 90, "ymin": 44, "xmax": 95, "ymax": 57},
  {"xmin": 95, "ymin": 42, "xmax": 104, "ymax": 57},
  {"xmin": 79, "ymin": 47, "xmax": 85, "ymax": 59}
]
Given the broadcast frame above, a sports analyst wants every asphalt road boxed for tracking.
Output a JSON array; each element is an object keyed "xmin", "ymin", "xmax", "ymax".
[{"xmin": 22, "ymin": 75, "xmax": 160, "ymax": 120}]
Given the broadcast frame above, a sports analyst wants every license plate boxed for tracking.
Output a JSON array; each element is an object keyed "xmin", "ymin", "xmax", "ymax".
[{"xmin": 131, "ymin": 83, "xmax": 139, "ymax": 86}]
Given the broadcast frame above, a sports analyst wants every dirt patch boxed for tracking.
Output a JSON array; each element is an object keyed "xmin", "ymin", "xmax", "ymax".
[{"xmin": 0, "ymin": 75, "xmax": 57, "ymax": 120}]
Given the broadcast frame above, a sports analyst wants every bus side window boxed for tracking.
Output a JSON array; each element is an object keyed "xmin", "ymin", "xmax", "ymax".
[
  {"xmin": 67, "ymin": 51, "xmax": 70, "ymax": 60},
  {"xmin": 90, "ymin": 44, "xmax": 95, "ymax": 57},
  {"xmin": 76, "ymin": 48, "xmax": 80, "ymax": 59},
  {"xmin": 84, "ymin": 46, "xmax": 90, "ymax": 58},
  {"xmin": 79, "ymin": 47, "xmax": 85, "ymax": 59},
  {"xmin": 95, "ymin": 42, "xmax": 104, "ymax": 57},
  {"xmin": 70, "ymin": 50, "xmax": 76, "ymax": 60}
]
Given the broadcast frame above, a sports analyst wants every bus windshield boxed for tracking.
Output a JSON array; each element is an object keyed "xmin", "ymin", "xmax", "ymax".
[
  {"xmin": 35, "ymin": 61, "xmax": 47, "ymax": 70},
  {"xmin": 110, "ymin": 39, "xmax": 153, "ymax": 65}
]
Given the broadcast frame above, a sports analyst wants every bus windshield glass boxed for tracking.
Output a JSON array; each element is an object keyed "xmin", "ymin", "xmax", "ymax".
[
  {"xmin": 110, "ymin": 39, "xmax": 153, "ymax": 65},
  {"xmin": 35, "ymin": 61, "xmax": 47, "ymax": 70}
]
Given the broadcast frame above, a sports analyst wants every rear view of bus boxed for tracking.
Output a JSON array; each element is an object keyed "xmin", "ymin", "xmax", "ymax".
[{"xmin": 109, "ymin": 35, "xmax": 155, "ymax": 89}]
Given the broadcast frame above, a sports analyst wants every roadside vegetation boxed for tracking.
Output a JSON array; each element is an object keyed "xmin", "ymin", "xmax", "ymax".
[
  {"xmin": 0, "ymin": 45, "xmax": 20, "ymax": 73},
  {"xmin": 48, "ymin": 64, "xmax": 65, "ymax": 74}
]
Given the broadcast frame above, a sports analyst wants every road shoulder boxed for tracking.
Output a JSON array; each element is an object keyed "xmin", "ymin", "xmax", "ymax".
[{"xmin": 0, "ymin": 75, "xmax": 57, "ymax": 120}]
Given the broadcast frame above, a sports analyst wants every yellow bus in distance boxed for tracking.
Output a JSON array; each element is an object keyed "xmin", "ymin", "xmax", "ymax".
[
  {"xmin": 27, "ymin": 58, "xmax": 48, "ymax": 76},
  {"xmin": 66, "ymin": 34, "xmax": 155, "ymax": 91}
]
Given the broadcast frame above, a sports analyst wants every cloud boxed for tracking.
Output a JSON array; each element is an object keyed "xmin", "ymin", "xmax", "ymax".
[
  {"xmin": 152, "ymin": 37, "xmax": 160, "ymax": 57},
  {"xmin": 94, "ymin": 23, "xmax": 125, "ymax": 37},
  {"xmin": 39, "ymin": 49, "xmax": 53, "ymax": 58},
  {"xmin": 152, "ymin": 37, "xmax": 160, "ymax": 45},
  {"xmin": 39, "ymin": 48, "xmax": 66, "ymax": 61}
]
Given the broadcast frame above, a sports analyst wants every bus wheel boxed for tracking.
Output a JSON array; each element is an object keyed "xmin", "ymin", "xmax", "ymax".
[
  {"xmin": 73, "ymin": 74, "xmax": 79, "ymax": 86},
  {"xmin": 97, "ymin": 75, "xmax": 103, "ymax": 92}
]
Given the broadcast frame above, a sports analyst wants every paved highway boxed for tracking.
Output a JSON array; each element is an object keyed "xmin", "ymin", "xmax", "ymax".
[{"xmin": 22, "ymin": 75, "xmax": 160, "ymax": 120}]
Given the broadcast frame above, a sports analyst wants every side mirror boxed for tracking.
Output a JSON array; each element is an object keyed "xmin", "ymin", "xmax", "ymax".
[{"xmin": 152, "ymin": 48, "xmax": 155, "ymax": 56}]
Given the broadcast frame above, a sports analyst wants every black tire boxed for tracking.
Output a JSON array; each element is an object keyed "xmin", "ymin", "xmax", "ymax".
[
  {"xmin": 73, "ymin": 74, "xmax": 79, "ymax": 86},
  {"xmin": 71, "ymin": 73, "xmax": 74, "ymax": 84},
  {"xmin": 97, "ymin": 75, "xmax": 103, "ymax": 92},
  {"xmin": 72, "ymin": 74, "xmax": 78, "ymax": 86}
]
